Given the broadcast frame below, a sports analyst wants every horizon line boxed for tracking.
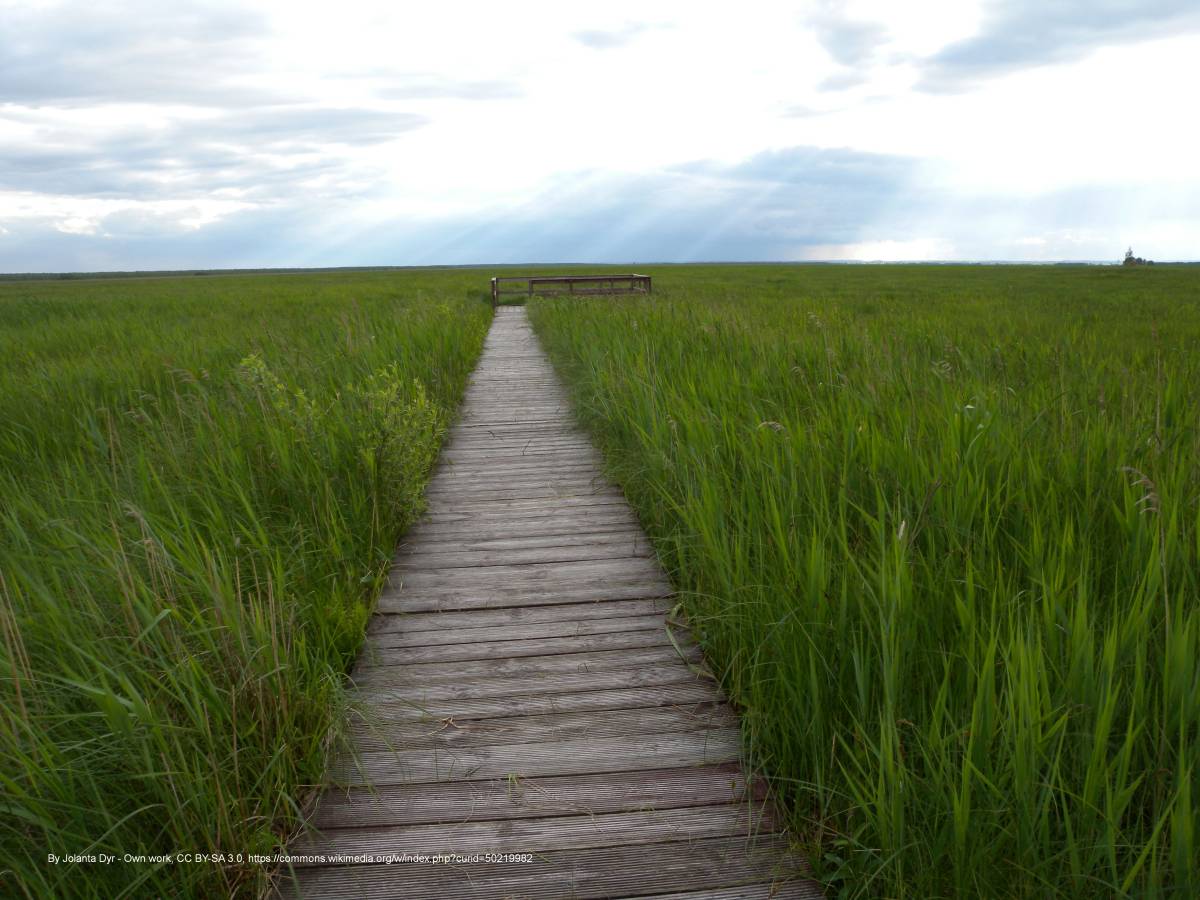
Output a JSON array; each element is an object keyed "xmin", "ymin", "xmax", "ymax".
[{"xmin": 4, "ymin": 258, "xmax": 1199, "ymax": 281}]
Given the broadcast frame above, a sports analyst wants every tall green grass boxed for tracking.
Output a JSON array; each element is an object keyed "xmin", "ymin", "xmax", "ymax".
[
  {"xmin": 0, "ymin": 272, "xmax": 491, "ymax": 897},
  {"xmin": 529, "ymin": 264, "xmax": 1200, "ymax": 898}
]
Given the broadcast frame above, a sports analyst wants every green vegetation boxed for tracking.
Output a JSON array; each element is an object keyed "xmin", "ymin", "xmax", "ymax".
[
  {"xmin": 0, "ymin": 271, "xmax": 491, "ymax": 897},
  {"xmin": 529, "ymin": 264, "xmax": 1200, "ymax": 898}
]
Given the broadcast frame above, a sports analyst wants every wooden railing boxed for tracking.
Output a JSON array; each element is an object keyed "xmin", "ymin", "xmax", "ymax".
[{"xmin": 490, "ymin": 274, "xmax": 652, "ymax": 307}]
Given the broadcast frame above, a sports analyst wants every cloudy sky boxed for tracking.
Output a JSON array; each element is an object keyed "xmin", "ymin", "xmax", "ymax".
[{"xmin": 2, "ymin": 0, "xmax": 1198, "ymax": 271}]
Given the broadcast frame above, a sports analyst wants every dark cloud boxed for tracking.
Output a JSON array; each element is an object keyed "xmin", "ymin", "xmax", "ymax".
[
  {"xmin": 940, "ymin": 181, "xmax": 1200, "ymax": 236},
  {"xmin": 0, "ymin": 206, "xmax": 310, "ymax": 273},
  {"xmin": 572, "ymin": 24, "xmax": 649, "ymax": 50},
  {"xmin": 919, "ymin": 0, "xmax": 1200, "ymax": 91},
  {"xmin": 0, "ymin": 1, "xmax": 279, "ymax": 107},
  {"xmin": 0, "ymin": 106, "xmax": 423, "ymax": 200},
  {"xmin": 1, "ymin": 4, "xmax": 523, "ymax": 109},
  {"xmin": 1, "ymin": 0, "xmax": 526, "ymax": 110}
]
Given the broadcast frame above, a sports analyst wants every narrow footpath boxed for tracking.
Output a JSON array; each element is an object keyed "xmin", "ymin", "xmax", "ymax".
[{"xmin": 279, "ymin": 306, "xmax": 821, "ymax": 899}]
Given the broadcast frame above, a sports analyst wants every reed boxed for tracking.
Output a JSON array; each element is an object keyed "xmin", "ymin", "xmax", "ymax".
[
  {"xmin": 0, "ymin": 271, "xmax": 491, "ymax": 897},
  {"xmin": 530, "ymin": 263, "xmax": 1200, "ymax": 898}
]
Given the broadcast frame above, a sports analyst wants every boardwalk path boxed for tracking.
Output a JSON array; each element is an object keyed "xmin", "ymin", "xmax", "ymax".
[{"xmin": 281, "ymin": 307, "xmax": 820, "ymax": 899}]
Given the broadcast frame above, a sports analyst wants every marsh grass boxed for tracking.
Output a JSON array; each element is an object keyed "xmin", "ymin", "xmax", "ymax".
[
  {"xmin": 530, "ymin": 264, "xmax": 1199, "ymax": 898},
  {"xmin": 0, "ymin": 272, "xmax": 490, "ymax": 897}
]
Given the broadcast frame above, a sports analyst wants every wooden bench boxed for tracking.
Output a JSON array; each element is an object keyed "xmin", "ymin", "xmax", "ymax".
[{"xmin": 490, "ymin": 274, "xmax": 651, "ymax": 306}]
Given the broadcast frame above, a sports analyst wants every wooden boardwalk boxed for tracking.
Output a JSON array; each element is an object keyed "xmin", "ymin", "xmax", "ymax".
[{"xmin": 279, "ymin": 307, "xmax": 821, "ymax": 899}]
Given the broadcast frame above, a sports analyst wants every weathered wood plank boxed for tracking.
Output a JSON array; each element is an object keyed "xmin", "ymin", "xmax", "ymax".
[
  {"xmin": 421, "ymin": 486, "xmax": 624, "ymax": 503},
  {"xmin": 365, "ymin": 613, "xmax": 667, "ymax": 649},
  {"xmin": 407, "ymin": 509, "xmax": 638, "ymax": 535},
  {"xmin": 440, "ymin": 442, "xmax": 605, "ymax": 458},
  {"xmin": 446, "ymin": 417, "xmax": 583, "ymax": 426},
  {"xmin": 397, "ymin": 539, "xmax": 652, "ymax": 570},
  {"xmin": 359, "ymin": 628, "xmax": 684, "ymax": 663},
  {"xmin": 613, "ymin": 886, "xmax": 826, "ymax": 900},
  {"xmin": 432, "ymin": 453, "xmax": 599, "ymax": 468},
  {"xmin": 425, "ymin": 477, "xmax": 613, "ymax": 496},
  {"xmin": 429, "ymin": 461, "xmax": 602, "ymax": 479},
  {"xmin": 402, "ymin": 524, "xmax": 639, "ymax": 546},
  {"xmin": 329, "ymin": 730, "xmax": 743, "ymax": 785},
  {"xmin": 425, "ymin": 479, "xmax": 617, "ymax": 494},
  {"xmin": 447, "ymin": 420, "xmax": 585, "ymax": 430},
  {"xmin": 447, "ymin": 431, "xmax": 588, "ymax": 441},
  {"xmin": 412, "ymin": 499, "xmax": 633, "ymax": 520},
  {"xmin": 367, "ymin": 597, "xmax": 671, "ymax": 634},
  {"xmin": 436, "ymin": 454, "xmax": 597, "ymax": 467},
  {"xmin": 354, "ymin": 643, "xmax": 700, "ymax": 683},
  {"xmin": 453, "ymin": 420, "xmax": 576, "ymax": 429},
  {"xmin": 377, "ymin": 581, "xmax": 674, "ymax": 614},
  {"xmin": 428, "ymin": 464, "xmax": 604, "ymax": 479},
  {"xmin": 404, "ymin": 522, "xmax": 639, "ymax": 545},
  {"xmin": 347, "ymin": 703, "xmax": 736, "ymax": 751},
  {"xmin": 412, "ymin": 510, "xmax": 635, "ymax": 532},
  {"xmin": 394, "ymin": 533, "xmax": 652, "ymax": 567},
  {"xmin": 462, "ymin": 380, "xmax": 566, "ymax": 389},
  {"xmin": 396, "ymin": 557, "xmax": 666, "ymax": 589},
  {"xmin": 350, "ymin": 663, "xmax": 706, "ymax": 704},
  {"xmin": 439, "ymin": 444, "xmax": 599, "ymax": 458},
  {"xmin": 429, "ymin": 460, "xmax": 601, "ymax": 472},
  {"xmin": 312, "ymin": 764, "xmax": 751, "ymax": 828},
  {"xmin": 347, "ymin": 682, "xmax": 723, "ymax": 724},
  {"xmin": 443, "ymin": 443, "xmax": 590, "ymax": 453},
  {"xmin": 413, "ymin": 493, "xmax": 633, "ymax": 514},
  {"xmin": 275, "ymin": 835, "xmax": 806, "ymax": 899},
  {"xmin": 290, "ymin": 803, "xmax": 776, "ymax": 861},
  {"xmin": 458, "ymin": 405, "xmax": 574, "ymax": 417}
]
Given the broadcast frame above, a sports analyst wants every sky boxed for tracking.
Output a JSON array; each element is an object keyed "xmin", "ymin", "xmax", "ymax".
[{"xmin": 1, "ymin": 0, "xmax": 1198, "ymax": 271}]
